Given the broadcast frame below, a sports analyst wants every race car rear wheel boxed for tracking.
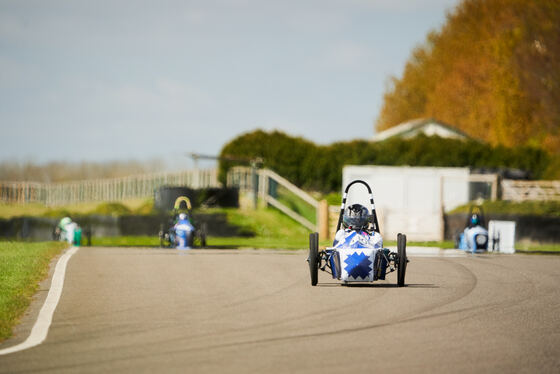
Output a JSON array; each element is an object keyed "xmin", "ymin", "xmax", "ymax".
[
  {"xmin": 397, "ymin": 233, "xmax": 407, "ymax": 287},
  {"xmin": 308, "ymin": 232, "xmax": 319, "ymax": 286},
  {"xmin": 199, "ymin": 223, "xmax": 207, "ymax": 247},
  {"xmin": 159, "ymin": 224, "xmax": 165, "ymax": 248}
]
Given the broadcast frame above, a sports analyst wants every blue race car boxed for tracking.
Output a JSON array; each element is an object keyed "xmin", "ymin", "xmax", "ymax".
[
  {"xmin": 307, "ymin": 180, "xmax": 408, "ymax": 287},
  {"xmin": 456, "ymin": 205, "xmax": 489, "ymax": 252},
  {"xmin": 159, "ymin": 196, "xmax": 207, "ymax": 249}
]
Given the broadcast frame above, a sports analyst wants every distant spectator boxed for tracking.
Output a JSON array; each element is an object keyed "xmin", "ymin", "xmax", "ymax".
[{"xmin": 55, "ymin": 217, "xmax": 81, "ymax": 246}]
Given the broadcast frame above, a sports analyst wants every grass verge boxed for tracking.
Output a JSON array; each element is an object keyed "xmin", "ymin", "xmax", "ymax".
[
  {"xmin": 383, "ymin": 240, "xmax": 456, "ymax": 249},
  {"xmin": 274, "ymin": 184, "xmax": 317, "ymax": 225},
  {"xmin": 36, "ymin": 235, "xmax": 560, "ymax": 253},
  {"xmin": 450, "ymin": 200, "xmax": 560, "ymax": 216},
  {"xmin": 0, "ymin": 198, "xmax": 153, "ymax": 219},
  {"xmin": 217, "ymin": 207, "xmax": 311, "ymax": 239},
  {"xmin": 92, "ymin": 236, "xmax": 319, "ymax": 250},
  {"xmin": 0, "ymin": 241, "xmax": 68, "ymax": 342},
  {"xmin": 515, "ymin": 242, "xmax": 560, "ymax": 253},
  {"xmin": 91, "ymin": 207, "xmax": 313, "ymax": 250},
  {"xmin": 92, "ymin": 236, "xmax": 160, "ymax": 247},
  {"xmin": 91, "ymin": 236, "xmax": 311, "ymax": 250}
]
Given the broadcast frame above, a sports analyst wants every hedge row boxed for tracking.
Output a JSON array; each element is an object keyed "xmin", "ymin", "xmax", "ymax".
[{"xmin": 219, "ymin": 130, "xmax": 550, "ymax": 192}]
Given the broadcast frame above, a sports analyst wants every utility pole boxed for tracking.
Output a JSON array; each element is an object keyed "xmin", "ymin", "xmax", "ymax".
[{"xmin": 187, "ymin": 153, "xmax": 264, "ymax": 209}]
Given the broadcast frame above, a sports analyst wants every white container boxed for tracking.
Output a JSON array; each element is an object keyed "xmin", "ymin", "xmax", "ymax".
[{"xmin": 488, "ymin": 220, "xmax": 516, "ymax": 253}]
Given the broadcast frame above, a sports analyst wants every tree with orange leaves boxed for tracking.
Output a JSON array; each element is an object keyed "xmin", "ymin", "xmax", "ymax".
[{"xmin": 376, "ymin": 0, "xmax": 560, "ymax": 153}]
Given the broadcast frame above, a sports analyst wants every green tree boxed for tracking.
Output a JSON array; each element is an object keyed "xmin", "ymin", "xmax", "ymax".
[{"xmin": 219, "ymin": 130, "xmax": 551, "ymax": 191}]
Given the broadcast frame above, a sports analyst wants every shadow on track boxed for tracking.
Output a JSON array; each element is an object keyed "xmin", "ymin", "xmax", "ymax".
[{"xmin": 315, "ymin": 282, "xmax": 438, "ymax": 288}]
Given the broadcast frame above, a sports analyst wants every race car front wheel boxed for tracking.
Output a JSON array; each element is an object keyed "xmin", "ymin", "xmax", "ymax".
[
  {"xmin": 397, "ymin": 233, "xmax": 407, "ymax": 287},
  {"xmin": 308, "ymin": 232, "xmax": 319, "ymax": 286}
]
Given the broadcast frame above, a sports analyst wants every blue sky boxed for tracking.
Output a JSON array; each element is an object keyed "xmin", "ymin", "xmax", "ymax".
[{"xmin": 0, "ymin": 0, "xmax": 459, "ymax": 167}]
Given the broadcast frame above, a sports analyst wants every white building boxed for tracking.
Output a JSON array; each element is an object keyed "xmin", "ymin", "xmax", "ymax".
[
  {"xmin": 342, "ymin": 165, "xmax": 496, "ymax": 241},
  {"xmin": 373, "ymin": 118, "xmax": 471, "ymax": 142}
]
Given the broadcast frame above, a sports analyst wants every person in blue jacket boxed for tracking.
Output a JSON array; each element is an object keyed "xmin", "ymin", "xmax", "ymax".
[{"xmin": 173, "ymin": 213, "xmax": 194, "ymax": 249}]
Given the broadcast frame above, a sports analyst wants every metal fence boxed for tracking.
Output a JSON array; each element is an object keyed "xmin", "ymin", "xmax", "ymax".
[
  {"xmin": 0, "ymin": 182, "xmax": 47, "ymax": 204},
  {"xmin": 0, "ymin": 169, "xmax": 219, "ymax": 206}
]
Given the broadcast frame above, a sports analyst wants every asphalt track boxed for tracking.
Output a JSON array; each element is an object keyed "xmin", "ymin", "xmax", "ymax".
[{"xmin": 0, "ymin": 247, "xmax": 559, "ymax": 373}]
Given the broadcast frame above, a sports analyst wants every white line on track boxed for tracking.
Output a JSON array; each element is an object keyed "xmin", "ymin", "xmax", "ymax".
[{"xmin": 0, "ymin": 246, "xmax": 79, "ymax": 356}]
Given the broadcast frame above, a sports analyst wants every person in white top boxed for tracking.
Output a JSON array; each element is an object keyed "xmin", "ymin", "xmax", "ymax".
[
  {"xmin": 56, "ymin": 217, "xmax": 78, "ymax": 244},
  {"xmin": 463, "ymin": 213, "xmax": 488, "ymax": 251}
]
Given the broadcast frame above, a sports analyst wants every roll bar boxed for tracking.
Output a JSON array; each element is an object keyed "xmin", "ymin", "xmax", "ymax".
[{"xmin": 335, "ymin": 180, "xmax": 380, "ymax": 233}]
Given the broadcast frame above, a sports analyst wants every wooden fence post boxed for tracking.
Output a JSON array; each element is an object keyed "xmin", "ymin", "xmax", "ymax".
[{"xmin": 318, "ymin": 199, "xmax": 329, "ymax": 241}]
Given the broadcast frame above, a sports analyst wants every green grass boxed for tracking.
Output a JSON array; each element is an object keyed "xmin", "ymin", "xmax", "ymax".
[
  {"xmin": 91, "ymin": 207, "xmax": 313, "ymax": 249},
  {"xmin": 219, "ymin": 207, "xmax": 311, "ymax": 238},
  {"xmin": 91, "ymin": 236, "xmax": 161, "ymax": 247},
  {"xmin": 0, "ymin": 202, "xmax": 53, "ymax": 219},
  {"xmin": 515, "ymin": 242, "xmax": 560, "ymax": 253},
  {"xmin": 450, "ymin": 200, "xmax": 560, "ymax": 216},
  {"xmin": 92, "ymin": 235, "xmax": 314, "ymax": 250},
  {"xmin": 0, "ymin": 241, "xmax": 68, "ymax": 342},
  {"xmin": 275, "ymin": 184, "xmax": 317, "ymax": 225},
  {"xmin": 383, "ymin": 240, "xmax": 456, "ymax": 249},
  {"xmin": 0, "ymin": 198, "xmax": 154, "ymax": 219},
  {"xmin": 206, "ymin": 236, "xmax": 310, "ymax": 250},
  {"xmin": 91, "ymin": 235, "xmax": 311, "ymax": 250},
  {"xmin": 323, "ymin": 192, "xmax": 342, "ymax": 206},
  {"xmin": 91, "ymin": 235, "xmax": 312, "ymax": 250}
]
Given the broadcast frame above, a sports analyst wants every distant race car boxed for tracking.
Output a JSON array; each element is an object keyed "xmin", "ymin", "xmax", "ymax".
[
  {"xmin": 455, "ymin": 205, "xmax": 490, "ymax": 252},
  {"xmin": 52, "ymin": 216, "xmax": 83, "ymax": 246},
  {"xmin": 159, "ymin": 196, "xmax": 207, "ymax": 249},
  {"xmin": 307, "ymin": 180, "xmax": 408, "ymax": 287}
]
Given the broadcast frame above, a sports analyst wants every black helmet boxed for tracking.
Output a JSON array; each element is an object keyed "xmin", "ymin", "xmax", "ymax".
[{"xmin": 343, "ymin": 204, "xmax": 369, "ymax": 230}]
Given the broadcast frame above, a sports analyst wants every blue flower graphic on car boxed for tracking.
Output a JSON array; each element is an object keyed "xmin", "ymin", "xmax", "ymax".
[{"xmin": 344, "ymin": 252, "xmax": 372, "ymax": 279}]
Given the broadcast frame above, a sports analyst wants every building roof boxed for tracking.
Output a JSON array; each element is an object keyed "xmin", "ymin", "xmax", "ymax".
[{"xmin": 372, "ymin": 118, "xmax": 471, "ymax": 142}]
